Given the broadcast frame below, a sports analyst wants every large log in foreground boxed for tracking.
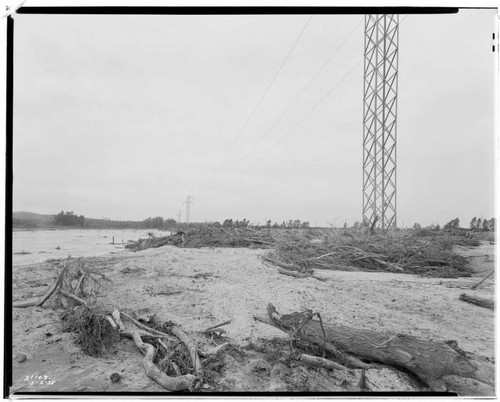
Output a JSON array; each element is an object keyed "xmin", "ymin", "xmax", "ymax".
[{"xmin": 266, "ymin": 304, "xmax": 494, "ymax": 392}]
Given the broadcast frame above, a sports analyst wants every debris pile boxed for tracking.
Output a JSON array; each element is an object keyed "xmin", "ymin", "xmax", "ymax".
[
  {"xmin": 125, "ymin": 227, "xmax": 476, "ymax": 277},
  {"xmin": 126, "ymin": 227, "xmax": 277, "ymax": 251},
  {"xmin": 265, "ymin": 229, "xmax": 472, "ymax": 277},
  {"xmin": 12, "ymin": 257, "xmax": 203, "ymax": 391}
]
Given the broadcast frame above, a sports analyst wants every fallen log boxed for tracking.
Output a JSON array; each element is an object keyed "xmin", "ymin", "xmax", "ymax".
[
  {"xmin": 265, "ymin": 303, "xmax": 494, "ymax": 392},
  {"xmin": 130, "ymin": 331, "xmax": 196, "ymax": 391},
  {"xmin": 459, "ymin": 293, "xmax": 494, "ymax": 310},
  {"xmin": 257, "ymin": 309, "xmax": 369, "ymax": 369}
]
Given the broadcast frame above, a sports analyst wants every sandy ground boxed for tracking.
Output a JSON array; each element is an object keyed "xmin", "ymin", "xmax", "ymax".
[{"xmin": 10, "ymin": 241, "xmax": 495, "ymax": 394}]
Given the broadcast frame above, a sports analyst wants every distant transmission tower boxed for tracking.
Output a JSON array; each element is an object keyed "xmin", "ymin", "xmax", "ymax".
[
  {"xmin": 362, "ymin": 14, "xmax": 399, "ymax": 230},
  {"xmin": 177, "ymin": 210, "xmax": 182, "ymax": 223},
  {"xmin": 184, "ymin": 196, "xmax": 194, "ymax": 223}
]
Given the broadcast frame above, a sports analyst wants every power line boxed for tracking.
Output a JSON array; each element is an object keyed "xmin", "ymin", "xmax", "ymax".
[
  {"xmin": 243, "ymin": 58, "xmax": 363, "ymax": 175},
  {"xmin": 240, "ymin": 14, "xmax": 410, "ymax": 177},
  {"xmin": 240, "ymin": 18, "xmax": 363, "ymax": 163},
  {"xmin": 217, "ymin": 15, "xmax": 314, "ymax": 167}
]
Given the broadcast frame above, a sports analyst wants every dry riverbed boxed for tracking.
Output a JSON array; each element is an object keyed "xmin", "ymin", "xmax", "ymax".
[{"xmin": 10, "ymin": 242, "xmax": 495, "ymax": 394}]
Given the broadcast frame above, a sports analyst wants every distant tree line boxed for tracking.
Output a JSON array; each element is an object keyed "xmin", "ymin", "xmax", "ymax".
[
  {"xmin": 222, "ymin": 219, "xmax": 250, "ymax": 228},
  {"xmin": 88, "ymin": 216, "xmax": 177, "ymax": 230},
  {"xmin": 54, "ymin": 211, "xmax": 86, "ymax": 226},
  {"xmin": 176, "ymin": 219, "xmax": 311, "ymax": 230},
  {"xmin": 142, "ymin": 216, "xmax": 177, "ymax": 229},
  {"xmin": 265, "ymin": 219, "xmax": 310, "ymax": 229}
]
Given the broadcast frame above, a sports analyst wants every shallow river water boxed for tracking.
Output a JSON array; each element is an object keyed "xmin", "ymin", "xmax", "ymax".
[{"xmin": 12, "ymin": 228, "xmax": 168, "ymax": 266}]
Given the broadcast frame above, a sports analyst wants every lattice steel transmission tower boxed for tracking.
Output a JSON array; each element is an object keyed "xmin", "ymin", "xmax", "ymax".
[
  {"xmin": 363, "ymin": 14, "xmax": 399, "ymax": 230},
  {"xmin": 184, "ymin": 195, "xmax": 193, "ymax": 223}
]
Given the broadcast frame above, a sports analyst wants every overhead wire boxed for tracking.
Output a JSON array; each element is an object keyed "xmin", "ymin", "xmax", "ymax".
[
  {"xmin": 241, "ymin": 58, "xmax": 363, "ymax": 175},
  {"xmin": 239, "ymin": 14, "xmax": 410, "ymax": 178},
  {"xmin": 216, "ymin": 14, "xmax": 313, "ymax": 167},
  {"xmin": 240, "ymin": 17, "xmax": 363, "ymax": 163}
]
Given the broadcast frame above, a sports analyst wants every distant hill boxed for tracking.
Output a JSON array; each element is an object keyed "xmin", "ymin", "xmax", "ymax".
[
  {"xmin": 13, "ymin": 211, "xmax": 56, "ymax": 227},
  {"xmin": 12, "ymin": 211, "xmax": 149, "ymax": 229}
]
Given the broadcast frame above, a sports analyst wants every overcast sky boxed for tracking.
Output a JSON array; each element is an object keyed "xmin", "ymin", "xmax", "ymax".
[{"xmin": 12, "ymin": 8, "xmax": 496, "ymax": 226}]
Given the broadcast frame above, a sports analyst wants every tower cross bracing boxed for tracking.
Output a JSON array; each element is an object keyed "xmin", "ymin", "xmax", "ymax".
[{"xmin": 363, "ymin": 14, "xmax": 399, "ymax": 230}]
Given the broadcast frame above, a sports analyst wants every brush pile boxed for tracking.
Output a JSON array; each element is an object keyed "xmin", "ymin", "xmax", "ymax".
[
  {"xmin": 126, "ymin": 227, "xmax": 277, "ymax": 251},
  {"xmin": 125, "ymin": 226, "xmax": 476, "ymax": 278},
  {"xmin": 265, "ymin": 229, "xmax": 473, "ymax": 277}
]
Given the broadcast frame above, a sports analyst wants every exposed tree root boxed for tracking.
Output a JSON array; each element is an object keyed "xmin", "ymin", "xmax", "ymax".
[
  {"xmin": 116, "ymin": 310, "xmax": 202, "ymax": 389},
  {"xmin": 130, "ymin": 331, "xmax": 196, "ymax": 391},
  {"xmin": 150, "ymin": 316, "xmax": 202, "ymax": 376}
]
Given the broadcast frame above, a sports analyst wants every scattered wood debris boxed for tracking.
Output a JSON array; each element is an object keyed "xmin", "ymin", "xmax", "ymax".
[
  {"xmin": 265, "ymin": 229, "xmax": 474, "ymax": 277},
  {"xmin": 255, "ymin": 303, "xmax": 495, "ymax": 394},
  {"xmin": 459, "ymin": 293, "xmax": 494, "ymax": 310},
  {"xmin": 471, "ymin": 270, "xmax": 494, "ymax": 289},
  {"xmin": 125, "ymin": 227, "xmax": 476, "ymax": 278},
  {"xmin": 126, "ymin": 227, "xmax": 277, "ymax": 251}
]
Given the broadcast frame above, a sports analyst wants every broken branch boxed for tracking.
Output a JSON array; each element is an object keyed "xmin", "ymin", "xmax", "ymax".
[{"xmin": 13, "ymin": 263, "xmax": 68, "ymax": 308}]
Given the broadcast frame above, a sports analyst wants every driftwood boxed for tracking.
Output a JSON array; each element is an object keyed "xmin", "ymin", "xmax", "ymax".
[
  {"xmin": 59, "ymin": 289, "xmax": 87, "ymax": 306},
  {"xmin": 298, "ymin": 353, "xmax": 349, "ymax": 372},
  {"xmin": 265, "ymin": 303, "xmax": 494, "ymax": 392},
  {"xmin": 471, "ymin": 271, "xmax": 494, "ymax": 290},
  {"xmin": 266, "ymin": 263, "xmax": 327, "ymax": 282},
  {"xmin": 121, "ymin": 312, "xmax": 176, "ymax": 340},
  {"xmin": 121, "ymin": 311, "xmax": 202, "ymax": 376},
  {"xmin": 459, "ymin": 293, "xmax": 494, "ymax": 310},
  {"xmin": 112, "ymin": 309, "xmax": 126, "ymax": 331},
  {"xmin": 121, "ymin": 312, "xmax": 202, "ymax": 376},
  {"xmin": 13, "ymin": 264, "xmax": 69, "ymax": 308},
  {"xmin": 130, "ymin": 331, "xmax": 196, "ymax": 391},
  {"xmin": 276, "ymin": 267, "xmax": 311, "ymax": 279},
  {"xmin": 115, "ymin": 310, "xmax": 199, "ymax": 391},
  {"xmin": 202, "ymin": 320, "xmax": 232, "ymax": 334},
  {"xmin": 150, "ymin": 316, "xmax": 202, "ymax": 376},
  {"xmin": 105, "ymin": 316, "xmax": 118, "ymax": 330},
  {"xmin": 171, "ymin": 326, "xmax": 202, "ymax": 375}
]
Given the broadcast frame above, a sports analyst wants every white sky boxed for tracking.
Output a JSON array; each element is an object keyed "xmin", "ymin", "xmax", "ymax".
[{"xmin": 12, "ymin": 8, "xmax": 497, "ymax": 226}]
